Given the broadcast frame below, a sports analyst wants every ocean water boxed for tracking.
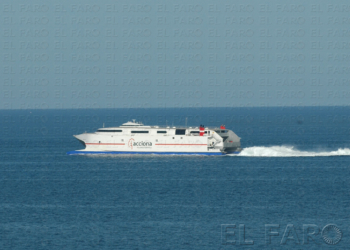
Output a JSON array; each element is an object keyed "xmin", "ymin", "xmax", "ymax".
[{"xmin": 0, "ymin": 107, "xmax": 350, "ymax": 249}]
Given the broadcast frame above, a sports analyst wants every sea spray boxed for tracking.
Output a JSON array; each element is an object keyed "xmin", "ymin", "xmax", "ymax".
[{"xmin": 230, "ymin": 146, "xmax": 350, "ymax": 157}]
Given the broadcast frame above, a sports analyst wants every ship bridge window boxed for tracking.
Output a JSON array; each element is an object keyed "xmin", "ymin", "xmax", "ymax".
[
  {"xmin": 190, "ymin": 131, "xmax": 207, "ymax": 134},
  {"xmin": 97, "ymin": 130, "xmax": 122, "ymax": 132},
  {"xmin": 157, "ymin": 131, "xmax": 167, "ymax": 134},
  {"xmin": 215, "ymin": 130, "xmax": 227, "ymax": 133},
  {"xmin": 175, "ymin": 129, "xmax": 186, "ymax": 135},
  {"xmin": 131, "ymin": 131, "xmax": 149, "ymax": 133}
]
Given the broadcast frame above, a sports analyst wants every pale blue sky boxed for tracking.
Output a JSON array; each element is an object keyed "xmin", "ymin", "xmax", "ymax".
[{"xmin": 1, "ymin": 0, "xmax": 349, "ymax": 109}]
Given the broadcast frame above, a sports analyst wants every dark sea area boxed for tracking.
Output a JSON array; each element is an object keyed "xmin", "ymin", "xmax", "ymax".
[{"xmin": 0, "ymin": 106, "xmax": 350, "ymax": 249}]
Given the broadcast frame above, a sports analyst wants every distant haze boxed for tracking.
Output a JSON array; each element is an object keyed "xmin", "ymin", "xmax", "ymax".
[{"xmin": 1, "ymin": 0, "xmax": 349, "ymax": 109}]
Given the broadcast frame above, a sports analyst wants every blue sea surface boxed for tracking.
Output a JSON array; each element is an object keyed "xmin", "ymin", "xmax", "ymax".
[{"xmin": 0, "ymin": 107, "xmax": 350, "ymax": 249}]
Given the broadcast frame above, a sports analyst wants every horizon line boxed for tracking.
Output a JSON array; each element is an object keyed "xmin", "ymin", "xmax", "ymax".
[{"xmin": 0, "ymin": 105, "xmax": 349, "ymax": 111}]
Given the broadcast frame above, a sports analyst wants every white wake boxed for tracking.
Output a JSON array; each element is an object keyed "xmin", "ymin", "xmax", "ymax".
[{"xmin": 232, "ymin": 146, "xmax": 350, "ymax": 157}]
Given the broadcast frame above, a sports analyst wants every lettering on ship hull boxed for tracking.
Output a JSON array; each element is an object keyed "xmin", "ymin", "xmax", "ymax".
[{"xmin": 128, "ymin": 138, "xmax": 152, "ymax": 149}]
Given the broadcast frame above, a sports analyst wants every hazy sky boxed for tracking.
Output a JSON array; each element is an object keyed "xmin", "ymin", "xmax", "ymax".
[{"xmin": 1, "ymin": 0, "xmax": 349, "ymax": 109}]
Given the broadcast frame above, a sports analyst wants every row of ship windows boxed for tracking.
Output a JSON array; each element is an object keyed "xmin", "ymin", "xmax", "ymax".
[
  {"xmin": 97, "ymin": 130, "xmax": 165, "ymax": 133},
  {"xmin": 96, "ymin": 129, "xmax": 211, "ymax": 134}
]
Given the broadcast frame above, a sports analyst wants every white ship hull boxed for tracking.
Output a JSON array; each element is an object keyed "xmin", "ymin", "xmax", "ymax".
[{"xmin": 67, "ymin": 121, "xmax": 241, "ymax": 156}]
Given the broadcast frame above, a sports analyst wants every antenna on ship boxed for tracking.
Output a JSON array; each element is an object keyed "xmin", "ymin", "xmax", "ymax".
[
  {"xmin": 185, "ymin": 117, "xmax": 187, "ymax": 127},
  {"xmin": 103, "ymin": 123, "xmax": 104, "ymax": 128}
]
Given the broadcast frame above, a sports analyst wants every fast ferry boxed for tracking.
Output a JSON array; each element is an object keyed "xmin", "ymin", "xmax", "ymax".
[{"xmin": 67, "ymin": 120, "xmax": 241, "ymax": 155}]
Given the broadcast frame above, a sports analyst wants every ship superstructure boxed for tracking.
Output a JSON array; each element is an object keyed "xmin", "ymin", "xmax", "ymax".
[{"xmin": 67, "ymin": 120, "xmax": 241, "ymax": 155}]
